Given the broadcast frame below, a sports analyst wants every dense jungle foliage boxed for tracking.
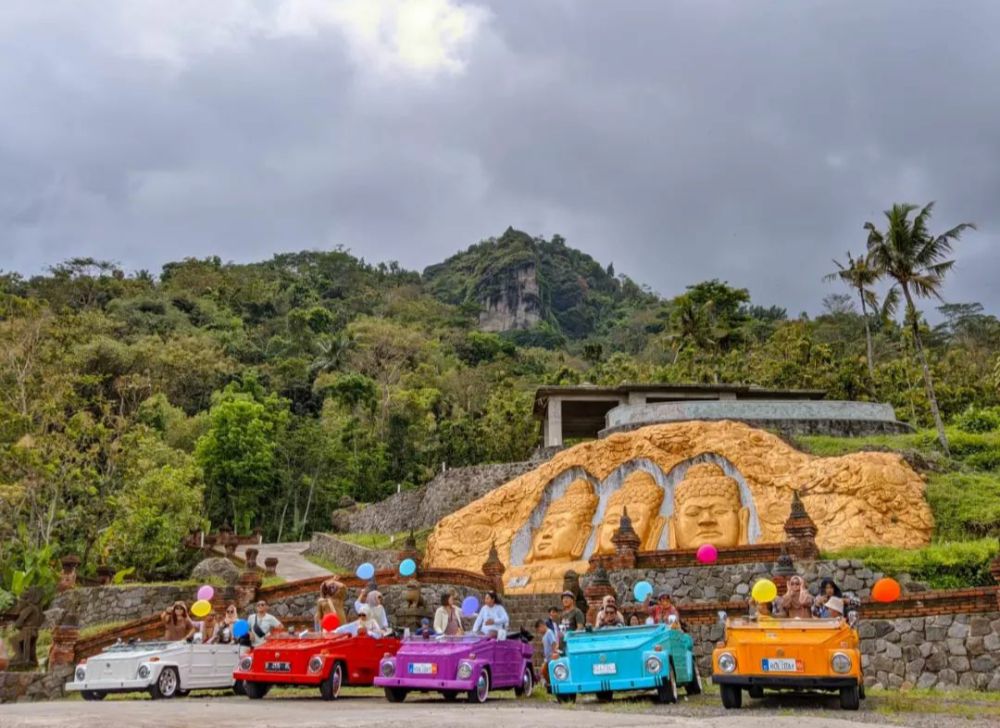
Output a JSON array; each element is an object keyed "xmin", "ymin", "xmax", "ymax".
[{"xmin": 1, "ymin": 218, "xmax": 999, "ymax": 585}]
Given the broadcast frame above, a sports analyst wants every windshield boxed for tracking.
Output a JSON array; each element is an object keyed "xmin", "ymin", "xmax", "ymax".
[
  {"xmin": 105, "ymin": 641, "xmax": 174, "ymax": 653},
  {"xmin": 728, "ymin": 617, "xmax": 845, "ymax": 629},
  {"xmin": 410, "ymin": 634, "xmax": 483, "ymax": 643}
]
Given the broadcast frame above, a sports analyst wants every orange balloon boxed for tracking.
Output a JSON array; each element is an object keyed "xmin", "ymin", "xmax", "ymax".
[{"xmin": 871, "ymin": 577, "xmax": 901, "ymax": 603}]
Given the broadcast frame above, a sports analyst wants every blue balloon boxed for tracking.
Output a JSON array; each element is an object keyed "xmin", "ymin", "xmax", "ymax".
[
  {"xmin": 356, "ymin": 562, "xmax": 376, "ymax": 580},
  {"xmin": 633, "ymin": 580, "xmax": 653, "ymax": 602},
  {"xmin": 232, "ymin": 619, "xmax": 249, "ymax": 639},
  {"xmin": 399, "ymin": 558, "xmax": 416, "ymax": 577},
  {"xmin": 461, "ymin": 596, "xmax": 479, "ymax": 617}
]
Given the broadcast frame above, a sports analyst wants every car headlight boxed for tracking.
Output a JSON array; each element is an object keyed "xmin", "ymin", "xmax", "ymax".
[
  {"xmin": 137, "ymin": 665, "xmax": 151, "ymax": 680},
  {"xmin": 644, "ymin": 656, "xmax": 662, "ymax": 674},
  {"xmin": 552, "ymin": 663, "xmax": 569, "ymax": 681},
  {"xmin": 75, "ymin": 666, "xmax": 86, "ymax": 682},
  {"xmin": 457, "ymin": 661, "xmax": 473, "ymax": 680},
  {"xmin": 239, "ymin": 656, "xmax": 253, "ymax": 671},
  {"xmin": 831, "ymin": 652, "xmax": 852, "ymax": 674},
  {"xmin": 380, "ymin": 660, "xmax": 395, "ymax": 678},
  {"xmin": 718, "ymin": 652, "xmax": 737, "ymax": 673},
  {"xmin": 308, "ymin": 656, "xmax": 324, "ymax": 673}
]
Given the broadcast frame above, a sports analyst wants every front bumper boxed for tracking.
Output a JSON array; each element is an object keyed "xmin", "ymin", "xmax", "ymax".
[
  {"xmin": 713, "ymin": 674, "xmax": 859, "ymax": 690},
  {"xmin": 233, "ymin": 670, "xmax": 322, "ymax": 686},
  {"xmin": 550, "ymin": 674, "xmax": 665, "ymax": 695},
  {"xmin": 374, "ymin": 676, "xmax": 475, "ymax": 691},
  {"xmin": 65, "ymin": 678, "xmax": 152, "ymax": 693}
]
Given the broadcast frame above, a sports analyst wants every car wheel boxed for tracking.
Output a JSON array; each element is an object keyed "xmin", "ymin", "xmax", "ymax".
[
  {"xmin": 859, "ymin": 684, "xmax": 866, "ymax": 700},
  {"xmin": 720, "ymin": 684, "xmax": 742, "ymax": 709},
  {"xmin": 320, "ymin": 662, "xmax": 344, "ymax": 701},
  {"xmin": 748, "ymin": 686, "xmax": 764, "ymax": 699},
  {"xmin": 595, "ymin": 690, "xmax": 613, "ymax": 702},
  {"xmin": 150, "ymin": 667, "xmax": 180, "ymax": 700},
  {"xmin": 232, "ymin": 680, "xmax": 246, "ymax": 696},
  {"xmin": 243, "ymin": 681, "xmax": 271, "ymax": 700},
  {"xmin": 686, "ymin": 662, "xmax": 702, "ymax": 695},
  {"xmin": 81, "ymin": 691, "xmax": 106, "ymax": 701},
  {"xmin": 467, "ymin": 669, "xmax": 490, "ymax": 704},
  {"xmin": 514, "ymin": 667, "xmax": 534, "ymax": 698},
  {"xmin": 655, "ymin": 662, "xmax": 678, "ymax": 704},
  {"xmin": 384, "ymin": 687, "xmax": 408, "ymax": 703},
  {"xmin": 556, "ymin": 692, "xmax": 576, "ymax": 704},
  {"xmin": 441, "ymin": 690, "xmax": 459, "ymax": 701},
  {"xmin": 839, "ymin": 684, "xmax": 861, "ymax": 711}
]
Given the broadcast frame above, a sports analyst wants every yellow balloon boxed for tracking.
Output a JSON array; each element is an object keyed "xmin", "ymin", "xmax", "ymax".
[
  {"xmin": 191, "ymin": 599, "xmax": 211, "ymax": 618},
  {"xmin": 751, "ymin": 579, "xmax": 777, "ymax": 604}
]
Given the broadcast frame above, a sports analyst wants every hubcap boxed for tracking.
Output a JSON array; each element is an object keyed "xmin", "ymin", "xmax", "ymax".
[
  {"xmin": 523, "ymin": 671, "xmax": 532, "ymax": 695},
  {"xmin": 332, "ymin": 667, "xmax": 342, "ymax": 696},
  {"xmin": 160, "ymin": 670, "xmax": 176, "ymax": 695},
  {"xmin": 477, "ymin": 674, "xmax": 488, "ymax": 701}
]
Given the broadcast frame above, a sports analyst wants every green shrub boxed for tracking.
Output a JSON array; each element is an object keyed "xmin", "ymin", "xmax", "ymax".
[
  {"xmin": 926, "ymin": 472, "xmax": 1000, "ymax": 539},
  {"xmin": 966, "ymin": 449, "xmax": 1000, "ymax": 471},
  {"xmin": 825, "ymin": 539, "xmax": 999, "ymax": 589},
  {"xmin": 953, "ymin": 405, "xmax": 1000, "ymax": 434}
]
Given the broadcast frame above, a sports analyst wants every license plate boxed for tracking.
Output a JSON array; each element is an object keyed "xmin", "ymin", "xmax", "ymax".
[
  {"xmin": 762, "ymin": 658, "xmax": 800, "ymax": 672},
  {"xmin": 592, "ymin": 663, "xmax": 617, "ymax": 675},
  {"xmin": 265, "ymin": 661, "xmax": 291, "ymax": 672},
  {"xmin": 408, "ymin": 663, "xmax": 437, "ymax": 675}
]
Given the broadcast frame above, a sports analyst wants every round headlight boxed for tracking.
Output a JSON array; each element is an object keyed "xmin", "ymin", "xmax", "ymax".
[
  {"xmin": 718, "ymin": 652, "xmax": 737, "ymax": 673},
  {"xmin": 380, "ymin": 660, "xmax": 395, "ymax": 678},
  {"xmin": 457, "ymin": 662, "xmax": 473, "ymax": 680},
  {"xmin": 239, "ymin": 656, "xmax": 253, "ymax": 671},
  {"xmin": 308, "ymin": 656, "xmax": 324, "ymax": 673},
  {"xmin": 831, "ymin": 652, "xmax": 852, "ymax": 674},
  {"xmin": 553, "ymin": 663, "xmax": 569, "ymax": 681},
  {"xmin": 137, "ymin": 665, "xmax": 150, "ymax": 680},
  {"xmin": 644, "ymin": 656, "xmax": 662, "ymax": 674},
  {"xmin": 75, "ymin": 666, "xmax": 86, "ymax": 682}
]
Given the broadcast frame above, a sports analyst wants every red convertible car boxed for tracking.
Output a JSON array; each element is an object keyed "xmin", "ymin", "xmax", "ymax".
[{"xmin": 233, "ymin": 633, "xmax": 402, "ymax": 700}]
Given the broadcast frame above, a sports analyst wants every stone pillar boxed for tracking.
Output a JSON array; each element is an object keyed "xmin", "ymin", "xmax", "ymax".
[
  {"xmin": 583, "ymin": 566, "xmax": 615, "ymax": 627},
  {"xmin": 264, "ymin": 557, "xmax": 279, "ymax": 577},
  {"xmin": 235, "ymin": 570, "xmax": 262, "ymax": 610},
  {"xmin": 772, "ymin": 548, "xmax": 797, "ymax": 596},
  {"xmin": 57, "ymin": 555, "xmax": 80, "ymax": 593},
  {"xmin": 544, "ymin": 397, "xmax": 563, "ymax": 448},
  {"xmin": 224, "ymin": 534, "xmax": 238, "ymax": 560},
  {"xmin": 783, "ymin": 491, "xmax": 819, "ymax": 560},
  {"xmin": 96, "ymin": 565, "xmax": 114, "ymax": 586},
  {"xmin": 244, "ymin": 548, "xmax": 259, "ymax": 571},
  {"xmin": 610, "ymin": 507, "xmax": 641, "ymax": 570},
  {"xmin": 47, "ymin": 620, "xmax": 80, "ymax": 670},
  {"xmin": 481, "ymin": 542, "xmax": 506, "ymax": 595}
]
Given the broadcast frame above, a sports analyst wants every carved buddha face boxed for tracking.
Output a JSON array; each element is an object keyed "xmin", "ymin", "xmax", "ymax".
[
  {"xmin": 526, "ymin": 480, "xmax": 598, "ymax": 563},
  {"xmin": 671, "ymin": 463, "xmax": 749, "ymax": 549},
  {"xmin": 596, "ymin": 472, "xmax": 665, "ymax": 554}
]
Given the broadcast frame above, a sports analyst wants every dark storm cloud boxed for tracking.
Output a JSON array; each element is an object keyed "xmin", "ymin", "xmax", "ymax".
[{"xmin": 1, "ymin": 0, "xmax": 998, "ymax": 315}]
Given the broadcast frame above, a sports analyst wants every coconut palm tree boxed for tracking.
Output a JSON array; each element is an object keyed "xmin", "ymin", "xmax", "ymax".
[
  {"xmin": 864, "ymin": 202, "xmax": 976, "ymax": 453},
  {"xmin": 824, "ymin": 251, "xmax": 885, "ymax": 378}
]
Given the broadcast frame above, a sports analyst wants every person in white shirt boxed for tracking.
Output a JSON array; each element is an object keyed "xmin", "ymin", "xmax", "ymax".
[
  {"xmin": 471, "ymin": 591, "xmax": 509, "ymax": 638},
  {"xmin": 247, "ymin": 601, "xmax": 283, "ymax": 646},
  {"xmin": 353, "ymin": 586, "xmax": 390, "ymax": 632},
  {"xmin": 335, "ymin": 605, "xmax": 385, "ymax": 638}
]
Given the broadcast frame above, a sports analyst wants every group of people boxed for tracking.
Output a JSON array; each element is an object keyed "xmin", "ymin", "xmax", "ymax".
[
  {"xmin": 752, "ymin": 576, "xmax": 858, "ymax": 622},
  {"xmin": 160, "ymin": 599, "xmax": 283, "ymax": 646}
]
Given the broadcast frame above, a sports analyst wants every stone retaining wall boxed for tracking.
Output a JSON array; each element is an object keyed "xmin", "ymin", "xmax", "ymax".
[
  {"xmin": 301, "ymin": 533, "xmax": 396, "ymax": 571},
  {"xmin": 48, "ymin": 584, "xmax": 198, "ymax": 629},
  {"xmin": 0, "ymin": 666, "xmax": 73, "ymax": 704}
]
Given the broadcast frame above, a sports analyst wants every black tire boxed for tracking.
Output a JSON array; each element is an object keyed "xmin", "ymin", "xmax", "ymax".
[
  {"xmin": 720, "ymin": 684, "xmax": 742, "ymax": 709},
  {"xmin": 840, "ymin": 684, "xmax": 860, "ymax": 711},
  {"xmin": 556, "ymin": 692, "xmax": 576, "ymax": 703},
  {"xmin": 176, "ymin": 690, "xmax": 191, "ymax": 698},
  {"xmin": 748, "ymin": 686, "xmax": 764, "ymax": 699},
  {"xmin": 467, "ymin": 669, "xmax": 490, "ymax": 704},
  {"xmin": 441, "ymin": 690, "xmax": 459, "ymax": 701},
  {"xmin": 514, "ymin": 666, "xmax": 534, "ymax": 698},
  {"xmin": 81, "ymin": 690, "xmax": 107, "ymax": 701},
  {"xmin": 319, "ymin": 662, "xmax": 344, "ymax": 701},
  {"xmin": 655, "ymin": 662, "xmax": 678, "ymax": 704},
  {"xmin": 859, "ymin": 684, "xmax": 866, "ymax": 700},
  {"xmin": 149, "ymin": 667, "xmax": 180, "ymax": 700},
  {"xmin": 243, "ymin": 681, "xmax": 271, "ymax": 700},
  {"xmin": 686, "ymin": 662, "xmax": 702, "ymax": 695},
  {"xmin": 384, "ymin": 687, "xmax": 408, "ymax": 703},
  {"xmin": 233, "ymin": 680, "xmax": 246, "ymax": 696},
  {"xmin": 595, "ymin": 690, "xmax": 613, "ymax": 702}
]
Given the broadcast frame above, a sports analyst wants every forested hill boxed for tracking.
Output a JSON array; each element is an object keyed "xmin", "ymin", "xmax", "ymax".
[{"xmin": 1, "ymin": 228, "xmax": 999, "ymax": 584}]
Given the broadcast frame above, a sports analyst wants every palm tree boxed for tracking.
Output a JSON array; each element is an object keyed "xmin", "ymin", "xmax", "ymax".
[
  {"xmin": 823, "ymin": 251, "xmax": 883, "ymax": 378},
  {"xmin": 864, "ymin": 202, "xmax": 976, "ymax": 453}
]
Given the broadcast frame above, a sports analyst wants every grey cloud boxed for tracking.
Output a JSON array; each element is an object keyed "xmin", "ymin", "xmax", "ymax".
[{"xmin": 1, "ymin": 0, "xmax": 998, "ymax": 317}]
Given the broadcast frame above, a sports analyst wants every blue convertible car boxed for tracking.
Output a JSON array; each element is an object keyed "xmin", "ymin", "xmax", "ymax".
[{"xmin": 548, "ymin": 623, "xmax": 701, "ymax": 703}]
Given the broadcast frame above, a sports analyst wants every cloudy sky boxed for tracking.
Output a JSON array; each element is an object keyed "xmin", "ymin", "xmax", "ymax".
[{"xmin": 1, "ymin": 0, "xmax": 998, "ymax": 315}]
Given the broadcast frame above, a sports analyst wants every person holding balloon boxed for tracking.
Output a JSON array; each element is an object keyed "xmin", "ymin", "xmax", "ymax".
[
  {"xmin": 471, "ymin": 591, "xmax": 509, "ymax": 638},
  {"xmin": 650, "ymin": 592, "xmax": 680, "ymax": 626},
  {"xmin": 161, "ymin": 601, "xmax": 198, "ymax": 642},
  {"xmin": 594, "ymin": 595, "xmax": 625, "ymax": 629},
  {"xmin": 316, "ymin": 578, "xmax": 347, "ymax": 631},
  {"xmin": 353, "ymin": 589, "xmax": 389, "ymax": 632}
]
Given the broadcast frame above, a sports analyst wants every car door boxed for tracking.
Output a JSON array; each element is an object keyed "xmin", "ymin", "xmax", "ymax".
[
  {"xmin": 212, "ymin": 644, "xmax": 241, "ymax": 686},
  {"xmin": 186, "ymin": 644, "xmax": 214, "ymax": 688}
]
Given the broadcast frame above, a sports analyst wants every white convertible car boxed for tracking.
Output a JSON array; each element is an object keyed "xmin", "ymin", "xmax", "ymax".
[{"xmin": 66, "ymin": 640, "xmax": 246, "ymax": 700}]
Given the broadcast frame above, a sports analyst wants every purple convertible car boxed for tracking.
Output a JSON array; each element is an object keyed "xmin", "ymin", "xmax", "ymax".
[{"xmin": 375, "ymin": 634, "xmax": 537, "ymax": 703}]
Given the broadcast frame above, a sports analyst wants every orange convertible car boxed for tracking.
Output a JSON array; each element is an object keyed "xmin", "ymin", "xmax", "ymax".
[{"xmin": 712, "ymin": 617, "xmax": 864, "ymax": 710}]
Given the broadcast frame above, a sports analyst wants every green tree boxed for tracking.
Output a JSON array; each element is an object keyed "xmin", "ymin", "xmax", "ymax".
[
  {"xmin": 824, "ymin": 251, "xmax": 891, "ymax": 378},
  {"xmin": 865, "ymin": 202, "xmax": 976, "ymax": 452}
]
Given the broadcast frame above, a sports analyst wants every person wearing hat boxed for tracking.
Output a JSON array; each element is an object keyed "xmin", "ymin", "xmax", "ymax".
[
  {"xmin": 558, "ymin": 591, "xmax": 586, "ymax": 650},
  {"xmin": 651, "ymin": 592, "xmax": 680, "ymax": 626}
]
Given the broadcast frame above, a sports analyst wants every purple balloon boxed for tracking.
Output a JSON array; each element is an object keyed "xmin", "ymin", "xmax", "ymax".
[
  {"xmin": 197, "ymin": 585, "xmax": 214, "ymax": 602},
  {"xmin": 461, "ymin": 596, "xmax": 479, "ymax": 617}
]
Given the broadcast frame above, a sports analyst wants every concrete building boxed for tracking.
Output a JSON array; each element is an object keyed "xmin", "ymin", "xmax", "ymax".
[{"xmin": 533, "ymin": 383, "xmax": 909, "ymax": 447}]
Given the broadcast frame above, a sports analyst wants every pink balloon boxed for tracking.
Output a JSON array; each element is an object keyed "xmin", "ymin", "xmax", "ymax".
[
  {"xmin": 197, "ymin": 585, "xmax": 214, "ymax": 602},
  {"xmin": 696, "ymin": 544, "xmax": 718, "ymax": 564}
]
